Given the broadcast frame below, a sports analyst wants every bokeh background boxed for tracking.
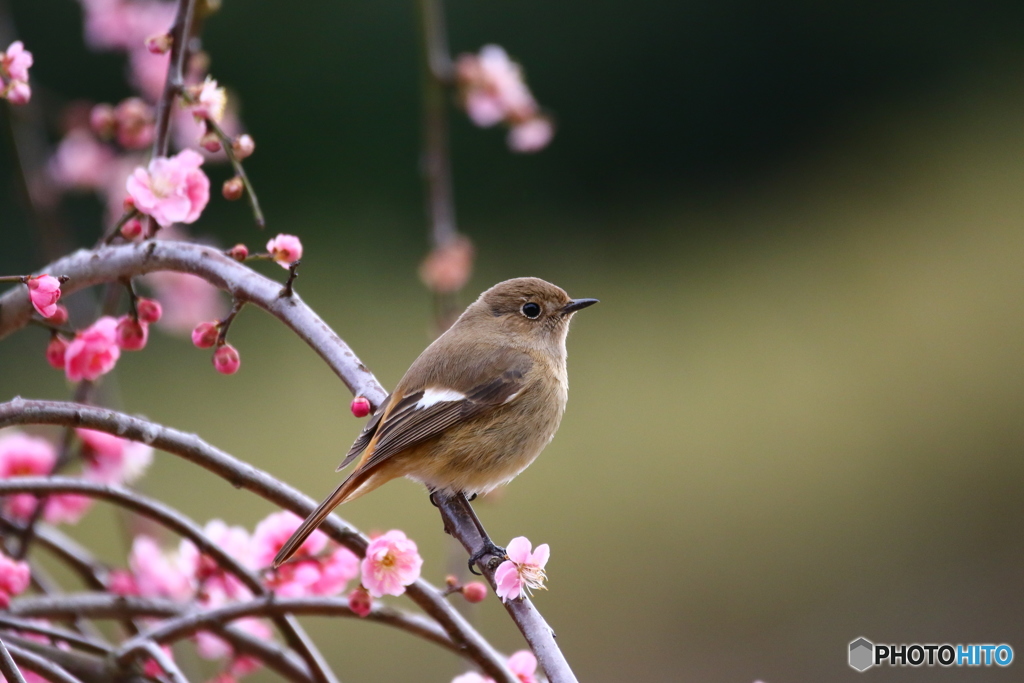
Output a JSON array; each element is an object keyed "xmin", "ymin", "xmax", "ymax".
[{"xmin": 3, "ymin": 0, "xmax": 1024, "ymax": 681}]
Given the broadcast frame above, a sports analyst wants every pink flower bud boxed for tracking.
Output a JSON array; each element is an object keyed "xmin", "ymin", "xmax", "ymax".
[
  {"xmin": 49, "ymin": 305, "xmax": 69, "ymax": 326},
  {"xmin": 107, "ymin": 569, "xmax": 139, "ymax": 596},
  {"xmin": 266, "ymin": 234, "xmax": 303, "ymax": 269},
  {"xmin": 136, "ymin": 298, "xmax": 162, "ymax": 324},
  {"xmin": 121, "ymin": 217, "xmax": 143, "ymax": 240},
  {"xmin": 123, "ymin": 197, "xmax": 136, "ymax": 212},
  {"xmin": 232, "ymin": 134, "xmax": 255, "ymax": 159},
  {"xmin": 191, "ymin": 321, "xmax": 220, "ymax": 348},
  {"xmin": 222, "ymin": 176, "xmax": 244, "ymax": 201},
  {"xmin": 26, "ymin": 274, "xmax": 62, "ymax": 318},
  {"xmin": 200, "ymin": 131, "xmax": 222, "ymax": 153},
  {"xmin": 144, "ymin": 33, "xmax": 172, "ymax": 55},
  {"xmin": 351, "ymin": 396, "xmax": 371, "ymax": 418},
  {"xmin": 114, "ymin": 98, "xmax": 155, "ymax": 150},
  {"xmin": 115, "ymin": 315, "xmax": 149, "ymax": 351},
  {"xmin": 46, "ymin": 336, "xmax": 69, "ymax": 370},
  {"xmin": 5, "ymin": 81, "xmax": 30, "ymax": 105},
  {"xmin": 90, "ymin": 104, "xmax": 117, "ymax": 139},
  {"xmin": 212, "ymin": 343, "xmax": 240, "ymax": 375},
  {"xmin": 462, "ymin": 581, "xmax": 488, "ymax": 603},
  {"xmin": 226, "ymin": 244, "xmax": 248, "ymax": 261},
  {"xmin": 348, "ymin": 586, "xmax": 372, "ymax": 618}
]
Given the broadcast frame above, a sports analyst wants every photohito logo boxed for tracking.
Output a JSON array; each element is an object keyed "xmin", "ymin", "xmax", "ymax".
[{"xmin": 848, "ymin": 637, "xmax": 1013, "ymax": 671}]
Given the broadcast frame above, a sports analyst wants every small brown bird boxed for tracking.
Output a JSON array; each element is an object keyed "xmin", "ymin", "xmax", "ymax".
[{"xmin": 273, "ymin": 277, "xmax": 597, "ymax": 568}]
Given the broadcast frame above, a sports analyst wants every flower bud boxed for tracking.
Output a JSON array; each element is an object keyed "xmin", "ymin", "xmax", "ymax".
[
  {"xmin": 115, "ymin": 315, "xmax": 148, "ymax": 351},
  {"xmin": 49, "ymin": 305, "xmax": 69, "ymax": 326},
  {"xmin": 114, "ymin": 98, "xmax": 155, "ymax": 150},
  {"xmin": 445, "ymin": 575, "xmax": 460, "ymax": 589},
  {"xmin": 90, "ymin": 103, "xmax": 117, "ymax": 139},
  {"xmin": 46, "ymin": 336, "xmax": 69, "ymax": 370},
  {"xmin": 232, "ymin": 134, "xmax": 255, "ymax": 159},
  {"xmin": 213, "ymin": 343, "xmax": 241, "ymax": 375},
  {"xmin": 144, "ymin": 33, "xmax": 172, "ymax": 54},
  {"xmin": 123, "ymin": 196, "xmax": 136, "ymax": 212},
  {"xmin": 121, "ymin": 217, "xmax": 143, "ymax": 240},
  {"xmin": 136, "ymin": 298, "xmax": 163, "ymax": 324},
  {"xmin": 351, "ymin": 396, "xmax": 371, "ymax": 418},
  {"xmin": 222, "ymin": 176, "xmax": 244, "ymax": 201},
  {"xmin": 191, "ymin": 321, "xmax": 219, "ymax": 348},
  {"xmin": 6, "ymin": 82, "xmax": 30, "ymax": 105},
  {"xmin": 200, "ymin": 131, "xmax": 222, "ymax": 153},
  {"xmin": 461, "ymin": 581, "xmax": 488, "ymax": 603},
  {"xmin": 226, "ymin": 244, "xmax": 249, "ymax": 261},
  {"xmin": 348, "ymin": 586, "xmax": 373, "ymax": 618}
]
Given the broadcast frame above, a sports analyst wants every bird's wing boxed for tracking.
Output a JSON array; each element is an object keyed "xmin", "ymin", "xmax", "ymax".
[{"xmin": 354, "ymin": 348, "xmax": 533, "ymax": 474}]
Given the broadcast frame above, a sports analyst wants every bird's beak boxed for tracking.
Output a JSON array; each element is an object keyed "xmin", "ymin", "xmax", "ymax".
[{"xmin": 562, "ymin": 298, "xmax": 599, "ymax": 315}]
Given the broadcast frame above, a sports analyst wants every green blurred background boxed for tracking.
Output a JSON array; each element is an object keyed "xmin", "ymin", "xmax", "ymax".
[{"xmin": 3, "ymin": 0, "xmax": 1024, "ymax": 681}]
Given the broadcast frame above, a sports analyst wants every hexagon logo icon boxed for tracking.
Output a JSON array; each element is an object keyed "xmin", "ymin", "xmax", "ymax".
[{"xmin": 849, "ymin": 637, "xmax": 874, "ymax": 672}]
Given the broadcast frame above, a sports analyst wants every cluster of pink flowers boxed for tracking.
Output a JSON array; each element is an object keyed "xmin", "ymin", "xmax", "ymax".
[
  {"xmin": 1, "ymin": 40, "xmax": 33, "ymax": 105},
  {"xmin": 0, "ymin": 428, "xmax": 153, "ymax": 525},
  {"xmin": 452, "ymin": 650, "xmax": 542, "ymax": 683},
  {"xmin": 456, "ymin": 45, "xmax": 554, "ymax": 153}
]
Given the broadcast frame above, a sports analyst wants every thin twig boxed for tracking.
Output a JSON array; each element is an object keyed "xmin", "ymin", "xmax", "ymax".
[
  {"xmin": 0, "ymin": 637, "xmax": 27, "ymax": 683},
  {"xmin": 205, "ymin": 117, "xmax": 264, "ymax": 228},
  {"xmin": 0, "ymin": 618, "xmax": 112, "ymax": 656},
  {"xmin": 1, "ymin": 641, "xmax": 87, "ymax": 683},
  {"xmin": 138, "ymin": 641, "xmax": 188, "ymax": 683}
]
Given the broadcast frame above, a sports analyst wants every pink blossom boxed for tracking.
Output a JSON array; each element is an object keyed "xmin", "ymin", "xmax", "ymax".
[
  {"xmin": 232, "ymin": 134, "xmax": 255, "ymax": 159},
  {"xmin": 266, "ymin": 234, "xmax": 302, "ymax": 269},
  {"xmin": 508, "ymin": 117, "xmax": 554, "ymax": 154},
  {"xmin": 129, "ymin": 48, "xmax": 171, "ymax": 100},
  {"xmin": 64, "ymin": 316, "xmax": 121, "ymax": 381},
  {"xmin": 76, "ymin": 428, "xmax": 154, "ymax": 485},
  {"xmin": 2, "ymin": 41, "xmax": 33, "ymax": 82},
  {"xmin": 129, "ymin": 535, "xmax": 194, "ymax": 600},
  {"xmin": 46, "ymin": 336, "xmax": 69, "ymax": 370},
  {"xmin": 507, "ymin": 650, "xmax": 539, "ymax": 683},
  {"xmin": 187, "ymin": 77, "xmax": 227, "ymax": 122},
  {"xmin": 81, "ymin": 0, "xmax": 175, "ymax": 52},
  {"xmin": 309, "ymin": 546, "xmax": 360, "ymax": 596},
  {"xmin": 115, "ymin": 315, "xmax": 149, "ymax": 350},
  {"xmin": 0, "ymin": 430, "xmax": 56, "ymax": 521},
  {"xmin": 49, "ymin": 130, "xmax": 115, "ymax": 190},
  {"xmin": 213, "ymin": 344, "xmax": 240, "ymax": 375},
  {"xmin": 43, "ymin": 493, "xmax": 94, "ymax": 525},
  {"xmin": 136, "ymin": 298, "xmax": 162, "ymax": 324},
  {"xmin": 451, "ymin": 673, "xmax": 490, "ymax": 683},
  {"xmin": 107, "ymin": 568, "xmax": 139, "ymax": 595},
  {"xmin": 49, "ymin": 305, "xmax": 69, "ymax": 326},
  {"xmin": 113, "ymin": 97, "xmax": 155, "ymax": 150},
  {"xmin": 252, "ymin": 511, "xmax": 327, "ymax": 569},
  {"xmin": 494, "ymin": 536, "xmax": 549, "ymax": 603},
  {"xmin": 0, "ymin": 550, "xmax": 31, "ymax": 608},
  {"xmin": 192, "ymin": 321, "xmax": 220, "ymax": 348},
  {"xmin": 457, "ymin": 45, "xmax": 537, "ymax": 127},
  {"xmin": 145, "ymin": 271, "xmax": 226, "ymax": 335},
  {"xmin": 126, "ymin": 149, "xmax": 210, "ymax": 227},
  {"xmin": 360, "ymin": 529, "xmax": 423, "ymax": 598},
  {"xmin": 179, "ymin": 520, "xmax": 254, "ymax": 601},
  {"xmin": 26, "ymin": 275, "xmax": 62, "ymax": 318},
  {"xmin": 4, "ymin": 80, "xmax": 30, "ymax": 104},
  {"xmin": 348, "ymin": 586, "xmax": 372, "ymax": 618}
]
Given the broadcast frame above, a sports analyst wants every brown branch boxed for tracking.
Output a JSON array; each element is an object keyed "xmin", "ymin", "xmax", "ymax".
[
  {"xmin": 0, "ymin": 618, "xmax": 111, "ymax": 656},
  {"xmin": 152, "ymin": 0, "xmax": 197, "ymax": 159},
  {"xmin": 0, "ymin": 477, "xmax": 334, "ymax": 683},
  {"xmin": 0, "ymin": 638, "xmax": 28, "ymax": 683},
  {"xmin": 1, "ymin": 640, "xmax": 89, "ymax": 683},
  {"xmin": 0, "ymin": 400, "xmax": 516, "ymax": 683}
]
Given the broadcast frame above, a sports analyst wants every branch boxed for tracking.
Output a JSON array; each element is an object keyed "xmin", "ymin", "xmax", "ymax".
[
  {"xmin": 0, "ymin": 640, "xmax": 89, "ymax": 683},
  {"xmin": 0, "ymin": 400, "xmax": 517, "ymax": 683},
  {"xmin": 0, "ymin": 638, "xmax": 27, "ymax": 683},
  {"xmin": 0, "ymin": 477, "xmax": 334, "ymax": 683},
  {"xmin": 152, "ymin": 0, "xmax": 197, "ymax": 159},
  {"xmin": 0, "ymin": 242, "xmax": 387, "ymax": 405}
]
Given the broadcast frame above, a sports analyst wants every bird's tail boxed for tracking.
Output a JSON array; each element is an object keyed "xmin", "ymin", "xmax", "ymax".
[{"xmin": 272, "ymin": 468, "xmax": 388, "ymax": 568}]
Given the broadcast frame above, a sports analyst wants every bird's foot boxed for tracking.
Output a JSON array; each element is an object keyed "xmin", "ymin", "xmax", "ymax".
[{"xmin": 467, "ymin": 540, "xmax": 506, "ymax": 575}]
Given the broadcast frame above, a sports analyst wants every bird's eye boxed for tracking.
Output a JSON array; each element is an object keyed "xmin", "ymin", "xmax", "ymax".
[{"xmin": 521, "ymin": 302, "xmax": 542, "ymax": 319}]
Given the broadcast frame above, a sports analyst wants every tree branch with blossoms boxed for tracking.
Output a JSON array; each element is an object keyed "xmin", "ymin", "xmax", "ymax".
[{"xmin": 1, "ymin": 0, "xmax": 575, "ymax": 681}]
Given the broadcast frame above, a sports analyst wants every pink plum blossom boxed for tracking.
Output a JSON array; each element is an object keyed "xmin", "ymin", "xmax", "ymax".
[
  {"xmin": 43, "ymin": 493, "xmax": 95, "ymax": 525},
  {"xmin": 494, "ymin": 536, "xmax": 549, "ymax": 603},
  {"xmin": 49, "ymin": 130, "xmax": 115, "ymax": 190},
  {"xmin": 115, "ymin": 315, "xmax": 149, "ymax": 350},
  {"xmin": 252, "ymin": 511, "xmax": 327, "ymax": 569},
  {"xmin": 64, "ymin": 316, "xmax": 121, "ymax": 381},
  {"xmin": 348, "ymin": 586, "xmax": 372, "ymax": 618},
  {"xmin": 451, "ymin": 673, "xmax": 490, "ymax": 683},
  {"xmin": 113, "ymin": 97, "xmax": 155, "ymax": 149},
  {"xmin": 136, "ymin": 298, "xmax": 162, "ymax": 324},
  {"xmin": 507, "ymin": 650, "xmax": 539, "ymax": 683},
  {"xmin": 457, "ymin": 45, "xmax": 537, "ymax": 127},
  {"xmin": 179, "ymin": 519, "xmax": 254, "ymax": 602},
  {"xmin": 76, "ymin": 428, "xmax": 154, "ymax": 485},
  {"xmin": 126, "ymin": 149, "xmax": 210, "ymax": 227},
  {"xmin": 360, "ymin": 529, "xmax": 423, "ymax": 598},
  {"xmin": 213, "ymin": 344, "xmax": 241, "ymax": 375},
  {"xmin": 0, "ymin": 550, "xmax": 31, "ymax": 608},
  {"xmin": 308, "ymin": 546, "xmax": 361, "ymax": 596},
  {"xmin": 1, "ymin": 41, "xmax": 33, "ymax": 105},
  {"xmin": 508, "ymin": 117, "xmax": 554, "ymax": 154},
  {"xmin": 46, "ymin": 336, "xmax": 69, "ymax": 370},
  {"xmin": 81, "ymin": 0, "xmax": 175, "ymax": 52},
  {"xmin": 266, "ymin": 234, "xmax": 302, "ymax": 269},
  {"xmin": 129, "ymin": 535, "xmax": 194, "ymax": 600},
  {"xmin": 129, "ymin": 48, "xmax": 171, "ymax": 101},
  {"xmin": 26, "ymin": 275, "xmax": 62, "ymax": 318},
  {"xmin": 0, "ymin": 430, "xmax": 56, "ymax": 520},
  {"xmin": 187, "ymin": 77, "xmax": 227, "ymax": 122}
]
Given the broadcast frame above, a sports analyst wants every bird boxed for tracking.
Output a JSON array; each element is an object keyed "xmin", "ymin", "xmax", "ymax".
[{"xmin": 272, "ymin": 277, "xmax": 597, "ymax": 569}]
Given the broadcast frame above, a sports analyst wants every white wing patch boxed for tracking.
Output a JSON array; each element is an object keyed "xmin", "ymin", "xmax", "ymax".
[
  {"xmin": 415, "ymin": 387, "xmax": 466, "ymax": 409},
  {"xmin": 502, "ymin": 390, "xmax": 520, "ymax": 404}
]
